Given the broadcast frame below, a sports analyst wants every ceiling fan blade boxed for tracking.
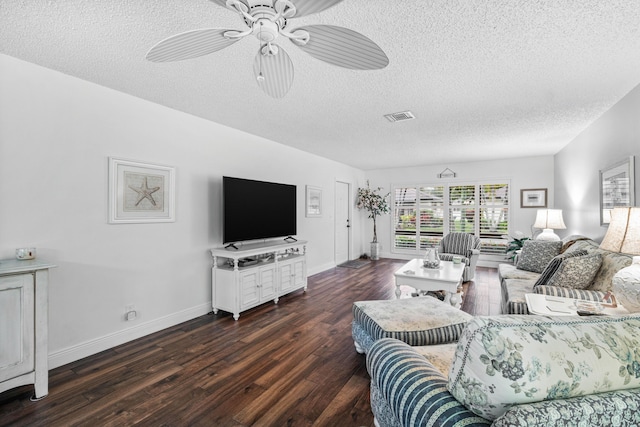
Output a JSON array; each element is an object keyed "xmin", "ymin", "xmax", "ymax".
[
  {"xmin": 146, "ymin": 29, "xmax": 241, "ymax": 62},
  {"xmin": 253, "ymin": 44, "xmax": 294, "ymax": 98},
  {"xmin": 208, "ymin": 0, "xmax": 229, "ymax": 8},
  {"xmin": 287, "ymin": 0, "xmax": 344, "ymax": 17},
  {"xmin": 292, "ymin": 25, "xmax": 389, "ymax": 70},
  {"xmin": 209, "ymin": 0, "xmax": 254, "ymax": 15}
]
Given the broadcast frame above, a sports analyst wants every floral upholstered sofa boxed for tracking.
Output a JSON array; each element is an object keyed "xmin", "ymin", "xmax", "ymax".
[
  {"xmin": 499, "ymin": 235, "xmax": 634, "ymax": 314},
  {"xmin": 367, "ymin": 314, "xmax": 640, "ymax": 427}
]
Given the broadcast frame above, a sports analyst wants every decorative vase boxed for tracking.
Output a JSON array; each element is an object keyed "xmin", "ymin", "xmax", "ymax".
[
  {"xmin": 423, "ymin": 247, "xmax": 441, "ymax": 269},
  {"xmin": 370, "ymin": 242, "xmax": 381, "ymax": 260},
  {"xmin": 613, "ymin": 256, "xmax": 640, "ymax": 313}
]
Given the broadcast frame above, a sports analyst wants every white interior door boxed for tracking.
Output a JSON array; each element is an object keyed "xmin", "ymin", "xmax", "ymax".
[{"xmin": 335, "ymin": 181, "xmax": 351, "ymax": 265}]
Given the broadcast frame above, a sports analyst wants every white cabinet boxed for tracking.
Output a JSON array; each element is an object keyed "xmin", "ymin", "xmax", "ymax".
[
  {"xmin": 0, "ymin": 274, "xmax": 35, "ymax": 382},
  {"xmin": 239, "ymin": 265, "xmax": 277, "ymax": 310},
  {"xmin": 279, "ymin": 257, "xmax": 306, "ymax": 293},
  {"xmin": 211, "ymin": 240, "xmax": 307, "ymax": 320},
  {"xmin": 0, "ymin": 259, "xmax": 56, "ymax": 400}
]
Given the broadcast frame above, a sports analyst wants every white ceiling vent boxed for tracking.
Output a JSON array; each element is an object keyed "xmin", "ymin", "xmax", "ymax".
[{"xmin": 384, "ymin": 111, "xmax": 415, "ymax": 123}]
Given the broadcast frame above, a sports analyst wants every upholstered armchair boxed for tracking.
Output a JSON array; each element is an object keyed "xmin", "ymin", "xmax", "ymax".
[{"xmin": 437, "ymin": 233, "xmax": 481, "ymax": 281}]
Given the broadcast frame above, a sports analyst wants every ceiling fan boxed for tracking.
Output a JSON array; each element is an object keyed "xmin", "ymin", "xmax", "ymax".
[{"xmin": 146, "ymin": 0, "xmax": 389, "ymax": 98}]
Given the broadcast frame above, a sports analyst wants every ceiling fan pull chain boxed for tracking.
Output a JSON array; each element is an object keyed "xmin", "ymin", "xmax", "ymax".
[{"xmin": 225, "ymin": 0, "xmax": 257, "ymax": 23}]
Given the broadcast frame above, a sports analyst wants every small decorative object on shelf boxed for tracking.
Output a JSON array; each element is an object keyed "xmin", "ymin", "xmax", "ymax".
[
  {"xmin": 15, "ymin": 247, "xmax": 36, "ymax": 260},
  {"xmin": 612, "ymin": 256, "xmax": 640, "ymax": 312},
  {"xmin": 423, "ymin": 247, "xmax": 440, "ymax": 269}
]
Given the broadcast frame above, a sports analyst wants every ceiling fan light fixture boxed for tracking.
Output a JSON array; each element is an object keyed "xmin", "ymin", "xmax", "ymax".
[{"xmin": 254, "ymin": 19, "xmax": 279, "ymax": 42}]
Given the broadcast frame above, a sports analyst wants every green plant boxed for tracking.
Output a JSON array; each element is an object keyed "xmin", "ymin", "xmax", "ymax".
[
  {"xmin": 504, "ymin": 232, "xmax": 530, "ymax": 261},
  {"xmin": 356, "ymin": 181, "xmax": 390, "ymax": 243}
]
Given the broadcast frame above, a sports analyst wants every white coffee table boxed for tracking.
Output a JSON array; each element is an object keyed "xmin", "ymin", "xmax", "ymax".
[
  {"xmin": 525, "ymin": 293, "xmax": 629, "ymax": 316},
  {"xmin": 394, "ymin": 259, "xmax": 465, "ymax": 308}
]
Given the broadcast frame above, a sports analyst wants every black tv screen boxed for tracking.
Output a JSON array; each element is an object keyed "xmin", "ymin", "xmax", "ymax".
[{"xmin": 223, "ymin": 176, "xmax": 297, "ymax": 244}]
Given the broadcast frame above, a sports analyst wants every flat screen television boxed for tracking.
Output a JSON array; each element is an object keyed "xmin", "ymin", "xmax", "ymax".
[{"xmin": 223, "ymin": 176, "xmax": 297, "ymax": 244}]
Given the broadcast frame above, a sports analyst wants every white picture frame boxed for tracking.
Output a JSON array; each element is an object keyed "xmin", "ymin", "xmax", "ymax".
[
  {"xmin": 108, "ymin": 157, "xmax": 176, "ymax": 223},
  {"xmin": 600, "ymin": 156, "xmax": 635, "ymax": 225},
  {"xmin": 306, "ymin": 185, "xmax": 322, "ymax": 217}
]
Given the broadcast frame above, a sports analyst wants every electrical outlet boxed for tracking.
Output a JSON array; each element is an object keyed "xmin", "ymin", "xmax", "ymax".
[{"xmin": 125, "ymin": 304, "xmax": 137, "ymax": 321}]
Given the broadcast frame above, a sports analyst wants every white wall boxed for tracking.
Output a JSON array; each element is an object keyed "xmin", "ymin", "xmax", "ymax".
[
  {"xmin": 0, "ymin": 54, "xmax": 365, "ymax": 367},
  {"xmin": 555, "ymin": 83, "xmax": 640, "ymax": 241},
  {"xmin": 363, "ymin": 156, "xmax": 555, "ymax": 261}
]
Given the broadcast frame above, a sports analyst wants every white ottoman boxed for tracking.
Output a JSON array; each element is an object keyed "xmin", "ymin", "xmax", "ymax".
[{"xmin": 351, "ymin": 296, "xmax": 472, "ymax": 354}]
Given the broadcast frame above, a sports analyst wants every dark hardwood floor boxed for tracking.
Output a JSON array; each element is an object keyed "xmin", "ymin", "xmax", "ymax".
[{"xmin": 0, "ymin": 259, "xmax": 501, "ymax": 427}]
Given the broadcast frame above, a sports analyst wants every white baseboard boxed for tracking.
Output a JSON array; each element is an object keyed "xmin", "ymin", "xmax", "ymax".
[
  {"xmin": 307, "ymin": 262, "xmax": 336, "ymax": 276},
  {"xmin": 48, "ymin": 260, "xmax": 368, "ymax": 370},
  {"xmin": 48, "ymin": 303, "xmax": 212, "ymax": 370}
]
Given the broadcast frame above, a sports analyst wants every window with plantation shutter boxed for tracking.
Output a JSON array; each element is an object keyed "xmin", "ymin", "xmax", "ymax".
[
  {"xmin": 449, "ymin": 185, "xmax": 476, "ymax": 234},
  {"xmin": 392, "ymin": 181, "xmax": 510, "ymax": 256},
  {"xmin": 393, "ymin": 187, "xmax": 417, "ymax": 250},
  {"xmin": 479, "ymin": 183, "xmax": 509, "ymax": 255},
  {"xmin": 418, "ymin": 186, "xmax": 444, "ymax": 248}
]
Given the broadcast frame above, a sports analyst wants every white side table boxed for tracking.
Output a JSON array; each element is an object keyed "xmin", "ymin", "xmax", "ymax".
[{"xmin": 394, "ymin": 259, "xmax": 465, "ymax": 308}]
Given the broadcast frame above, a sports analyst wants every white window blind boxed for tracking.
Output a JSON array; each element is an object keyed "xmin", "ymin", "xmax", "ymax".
[
  {"xmin": 392, "ymin": 181, "xmax": 510, "ymax": 255},
  {"xmin": 393, "ymin": 187, "xmax": 417, "ymax": 250},
  {"xmin": 419, "ymin": 186, "xmax": 444, "ymax": 249},
  {"xmin": 449, "ymin": 185, "xmax": 476, "ymax": 234}
]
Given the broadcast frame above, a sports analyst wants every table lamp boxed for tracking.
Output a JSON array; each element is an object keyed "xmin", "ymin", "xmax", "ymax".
[
  {"xmin": 533, "ymin": 209, "xmax": 566, "ymax": 241},
  {"xmin": 605, "ymin": 207, "xmax": 640, "ymax": 312},
  {"xmin": 600, "ymin": 207, "xmax": 640, "ymax": 253}
]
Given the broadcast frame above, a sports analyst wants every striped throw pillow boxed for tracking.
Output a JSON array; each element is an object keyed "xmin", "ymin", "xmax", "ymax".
[{"xmin": 533, "ymin": 249, "xmax": 588, "ymax": 288}]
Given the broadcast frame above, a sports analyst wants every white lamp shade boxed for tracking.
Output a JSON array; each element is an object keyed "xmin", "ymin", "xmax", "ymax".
[
  {"xmin": 601, "ymin": 207, "xmax": 640, "ymax": 255},
  {"xmin": 533, "ymin": 209, "xmax": 566, "ymax": 230},
  {"xmin": 600, "ymin": 207, "xmax": 631, "ymax": 252},
  {"xmin": 621, "ymin": 207, "xmax": 640, "ymax": 255}
]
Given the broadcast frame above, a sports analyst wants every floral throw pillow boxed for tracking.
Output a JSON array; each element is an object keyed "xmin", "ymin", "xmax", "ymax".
[
  {"xmin": 447, "ymin": 315, "xmax": 640, "ymax": 421},
  {"xmin": 545, "ymin": 253, "xmax": 602, "ymax": 289},
  {"xmin": 516, "ymin": 241, "xmax": 562, "ymax": 273},
  {"xmin": 533, "ymin": 249, "xmax": 588, "ymax": 287}
]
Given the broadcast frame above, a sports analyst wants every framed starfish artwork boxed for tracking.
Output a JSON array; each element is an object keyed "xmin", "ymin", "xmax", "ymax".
[{"xmin": 108, "ymin": 157, "xmax": 175, "ymax": 223}]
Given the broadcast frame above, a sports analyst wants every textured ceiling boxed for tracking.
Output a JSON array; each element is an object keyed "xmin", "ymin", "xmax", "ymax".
[{"xmin": 1, "ymin": 0, "xmax": 639, "ymax": 170}]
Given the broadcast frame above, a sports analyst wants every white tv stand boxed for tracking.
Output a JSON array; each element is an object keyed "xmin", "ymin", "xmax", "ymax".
[{"xmin": 210, "ymin": 239, "xmax": 307, "ymax": 320}]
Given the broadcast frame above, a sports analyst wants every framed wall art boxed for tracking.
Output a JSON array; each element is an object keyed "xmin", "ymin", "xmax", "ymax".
[
  {"xmin": 108, "ymin": 157, "xmax": 176, "ymax": 223},
  {"xmin": 600, "ymin": 156, "xmax": 635, "ymax": 225},
  {"xmin": 306, "ymin": 185, "xmax": 322, "ymax": 217},
  {"xmin": 520, "ymin": 188, "xmax": 547, "ymax": 208}
]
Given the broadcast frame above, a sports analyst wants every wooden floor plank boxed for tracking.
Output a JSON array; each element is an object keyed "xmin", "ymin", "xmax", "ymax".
[{"xmin": 0, "ymin": 260, "xmax": 500, "ymax": 426}]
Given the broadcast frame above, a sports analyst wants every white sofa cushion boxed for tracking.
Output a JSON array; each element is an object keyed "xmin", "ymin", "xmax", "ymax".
[
  {"xmin": 447, "ymin": 314, "xmax": 640, "ymax": 420},
  {"xmin": 413, "ymin": 343, "xmax": 458, "ymax": 376}
]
